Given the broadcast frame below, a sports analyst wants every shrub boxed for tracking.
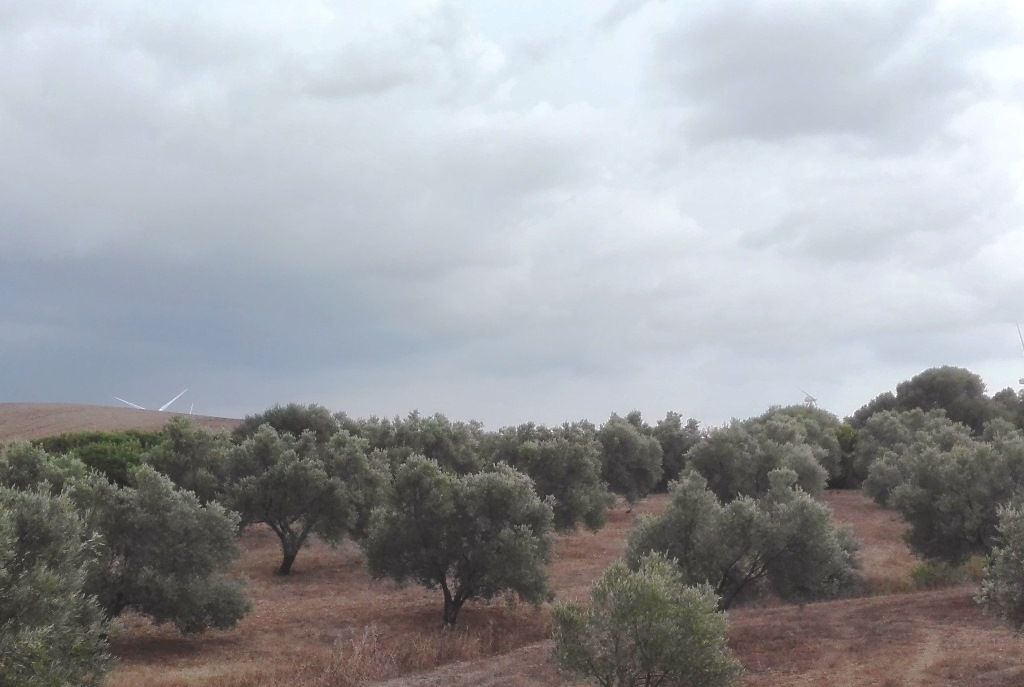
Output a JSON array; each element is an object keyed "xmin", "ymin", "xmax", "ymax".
[
  {"xmin": 0, "ymin": 441, "xmax": 88, "ymax": 492},
  {"xmin": 0, "ymin": 487, "xmax": 112, "ymax": 687},
  {"xmin": 552, "ymin": 552, "xmax": 741, "ymax": 687},
  {"xmin": 34, "ymin": 430, "xmax": 161, "ymax": 486},
  {"xmin": 852, "ymin": 408, "xmax": 973, "ymax": 487},
  {"xmin": 364, "ymin": 456, "xmax": 554, "ymax": 627}
]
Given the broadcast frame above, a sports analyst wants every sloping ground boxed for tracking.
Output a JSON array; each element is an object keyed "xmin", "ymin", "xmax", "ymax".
[
  {"xmin": 377, "ymin": 588, "xmax": 1024, "ymax": 687},
  {"xmin": 0, "ymin": 403, "xmax": 240, "ymax": 442},
  {"xmin": 104, "ymin": 489, "xmax": 1005, "ymax": 687}
]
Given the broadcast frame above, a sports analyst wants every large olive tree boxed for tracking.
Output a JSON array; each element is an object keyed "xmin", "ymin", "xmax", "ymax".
[
  {"xmin": 552, "ymin": 552, "xmax": 741, "ymax": 687},
  {"xmin": 228, "ymin": 425, "xmax": 388, "ymax": 574},
  {"xmin": 364, "ymin": 456, "xmax": 554, "ymax": 627}
]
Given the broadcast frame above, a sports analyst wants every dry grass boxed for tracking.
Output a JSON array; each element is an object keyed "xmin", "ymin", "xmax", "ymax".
[
  {"xmin": 0, "ymin": 403, "xmax": 240, "ymax": 442},
  {"xmin": 101, "ymin": 486, "xmax": 1024, "ymax": 687}
]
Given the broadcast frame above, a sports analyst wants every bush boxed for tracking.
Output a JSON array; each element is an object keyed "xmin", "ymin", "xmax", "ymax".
[
  {"xmin": 853, "ymin": 408, "xmax": 973, "ymax": 488},
  {"xmin": 978, "ymin": 499, "xmax": 1024, "ymax": 628},
  {"xmin": 0, "ymin": 441, "xmax": 88, "ymax": 492},
  {"xmin": 552, "ymin": 552, "xmax": 741, "ymax": 687},
  {"xmin": 34, "ymin": 430, "xmax": 162, "ymax": 486},
  {"xmin": 365, "ymin": 456, "xmax": 554, "ymax": 627},
  {"xmin": 628, "ymin": 470, "xmax": 857, "ymax": 608},
  {"xmin": 0, "ymin": 487, "xmax": 112, "ymax": 687}
]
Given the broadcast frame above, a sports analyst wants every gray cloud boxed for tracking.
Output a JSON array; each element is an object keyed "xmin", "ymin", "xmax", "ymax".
[{"xmin": 1, "ymin": 1, "xmax": 1023, "ymax": 426}]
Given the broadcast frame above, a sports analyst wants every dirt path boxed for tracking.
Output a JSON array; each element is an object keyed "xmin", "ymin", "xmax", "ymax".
[{"xmin": 904, "ymin": 628, "xmax": 943, "ymax": 686}]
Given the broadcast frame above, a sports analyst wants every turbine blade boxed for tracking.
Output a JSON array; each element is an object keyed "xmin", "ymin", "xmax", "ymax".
[
  {"xmin": 159, "ymin": 388, "xmax": 188, "ymax": 412},
  {"xmin": 189, "ymin": 402, "xmax": 194, "ymax": 416},
  {"xmin": 114, "ymin": 397, "xmax": 145, "ymax": 410},
  {"xmin": 1017, "ymin": 324, "xmax": 1024, "ymax": 355}
]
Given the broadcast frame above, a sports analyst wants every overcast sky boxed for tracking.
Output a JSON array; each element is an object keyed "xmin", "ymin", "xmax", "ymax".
[{"xmin": 2, "ymin": 0, "xmax": 1023, "ymax": 426}]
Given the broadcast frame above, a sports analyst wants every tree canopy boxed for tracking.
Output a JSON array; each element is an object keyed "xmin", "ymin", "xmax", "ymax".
[
  {"xmin": 597, "ymin": 414, "xmax": 663, "ymax": 504},
  {"xmin": 364, "ymin": 456, "xmax": 554, "ymax": 627},
  {"xmin": 552, "ymin": 552, "xmax": 741, "ymax": 687},
  {"xmin": 628, "ymin": 470, "xmax": 857, "ymax": 608}
]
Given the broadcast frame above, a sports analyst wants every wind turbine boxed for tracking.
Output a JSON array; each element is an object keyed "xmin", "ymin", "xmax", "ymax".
[
  {"xmin": 799, "ymin": 388, "xmax": 818, "ymax": 408},
  {"xmin": 114, "ymin": 388, "xmax": 188, "ymax": 412},
  {"xmin": 1016, "ymin": 324, "xmax": 1024, "ymax": 386}
]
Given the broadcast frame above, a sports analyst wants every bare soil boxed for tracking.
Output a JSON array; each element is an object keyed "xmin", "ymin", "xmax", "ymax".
[{"xmin": 0, "ymin": 403, "xmax": 240, "ymax": 442}]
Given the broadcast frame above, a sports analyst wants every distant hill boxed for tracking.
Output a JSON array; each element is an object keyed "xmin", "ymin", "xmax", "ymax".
[{"xmin": 0, "ymin": 403, "xmax": 241, "ymax": 442}]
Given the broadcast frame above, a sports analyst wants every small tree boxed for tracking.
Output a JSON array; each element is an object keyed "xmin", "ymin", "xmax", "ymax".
[
  {"xmin": 341, "ymin": 411, "xmax": 487, "ymax": 474},
  {"xmin": 69, "ymin": 467, "xmax": 249, "ymax": 633},
  {"xmin": 597, "ymin": 414, "xmax": 663, "ymax": 505},
  {"xmin": 0, "ymin": 487, "xmax": 111, "ymax": 687},
  {"xmin": 552, "ymin": 552, "xmax": 741, "ymax": 687},
  {"xmin": 229, "ymin": 426, "xmax": 387, "ymax": 574},
  {"xmin": 628, "ymin": 470, "xmax": 857, "ymax": 608},
  {"xmin": 364, "ymin": 456, "xmax": 554, "ymax": 627},
  {"xmin": 978, "ymin": 498, "xmax": 1024, "ymax": 627},
  {"xmin": 143, "ymin": 417, "xmax": 232, "ymax": 503}
]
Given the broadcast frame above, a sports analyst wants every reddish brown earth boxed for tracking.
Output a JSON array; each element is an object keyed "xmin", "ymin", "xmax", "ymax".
[
  {"xmin": 103, "ymin": 489, "xmax": 1024, "ymax": 687},
  {"xmin": 0, "ymin": 403, "xmax": 240, "ymax": 441}
]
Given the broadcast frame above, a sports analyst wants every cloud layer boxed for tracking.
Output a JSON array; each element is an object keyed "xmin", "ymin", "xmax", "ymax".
[{"xmin": 2, "ymin": 0, "xmax": 1023, "ymax": 426}]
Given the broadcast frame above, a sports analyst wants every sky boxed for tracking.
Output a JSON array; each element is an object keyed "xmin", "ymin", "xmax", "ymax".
[{"xmin": 2, "ymin": 0, "xmax": 1024, "ymax": 427}]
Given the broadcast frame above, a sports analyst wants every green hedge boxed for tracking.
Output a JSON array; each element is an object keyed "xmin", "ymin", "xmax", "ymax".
[{"xmin": 33, "ymin": 430, "xmax": 162, "ymax": 485}]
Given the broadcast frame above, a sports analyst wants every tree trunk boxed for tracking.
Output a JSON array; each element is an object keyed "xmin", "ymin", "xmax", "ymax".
[
  {"xmin": 278, "ymin": 549, "xmax": 298, "ymax": 575},
  {"xmin": 442, "ymin": 595, "xmax": 463, "ymax": 627}
]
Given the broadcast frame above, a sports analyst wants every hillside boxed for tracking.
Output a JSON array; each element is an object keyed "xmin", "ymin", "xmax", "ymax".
[
  {"xmin": 0, "ymin": 403, "xmax": 241, "ymax": 442},
  {"xmin": 102, "ymin": 489, "xmax": 1024, "ymax": 687}
]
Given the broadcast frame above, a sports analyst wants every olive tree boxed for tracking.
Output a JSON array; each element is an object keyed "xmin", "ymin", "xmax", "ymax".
[
  {"xmin": 486, "ymin": 423, "xmax": 614, "ymax": 531},
  {"xmin": 597, "ymin": 414, "xmax": 663, "ymax": 505},
  {"xmin": 233, "ymin": 402, "xmax": 339, "ymax": 443},
  {"xmin": 229, "ymin": 425, "xmax": 388, "ymax": 574},
  {"xmin": 364, "ymin": 456, "xmax": 554, "ymax": 627},
  {"xmin": 754, "ymin": 406, "xmax": 844, "ymax": 483},
  {"xmin": 854, "ymin": 408, "xmax": 973, "ymax": 488},
  {"xmin": 552, "ymin": 552, "xmax": 741, "ymax": 687},
  {"xmin": 888, "ymin": 436, "xmax": 1024, "ymax": 562},
  {"xmin": 977, "ymin": 498, "xmax": 1024, "ymax": 627},
  {"xmin": 338, "ymin": 411, "xmax": 486, "ymax": 474},
  {"xmin": 69, "ymin": 466, "xmax": 249, "ymax": 633},
  {"xmin": 686, "ymin": 422, "xmax": 826, "ymax": 501},
  {"xmin": 0, "ymin": 487, "xmax": 111, "ymax": 687},
  {"xmin": 628, "ymin": 470, "xmax": 857, "ymax": 609},
  {"xmin": 0, "ymin": 446, "xmax": 248, "ymax": 634},
  {"xmin": 143, "ymin": 417, "xmax": 232, "ymax": 504},
  {"xmin": 652, "ymin": 412, "xmax": 702, "ymax": 490},
  {"xmin": 0, "ymin": 441, "xmax": 87, "ymax": 492}
]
